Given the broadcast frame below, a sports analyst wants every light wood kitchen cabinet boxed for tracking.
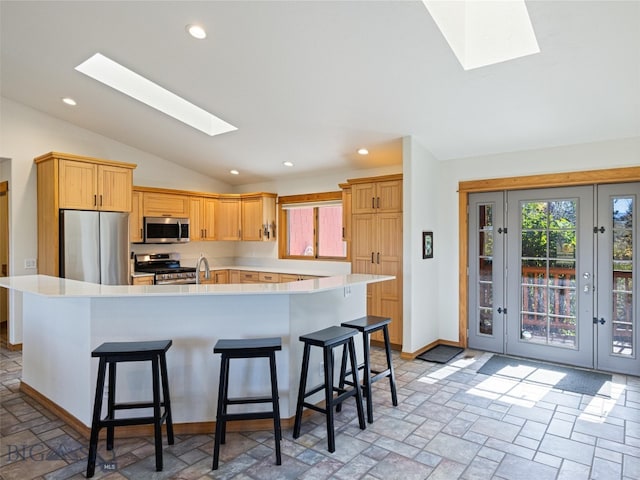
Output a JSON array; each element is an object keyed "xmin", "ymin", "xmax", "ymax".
[
  {"xmin": 229, "ymin": 270, "xmax": 240, "ymax": 284},
  {"xmin": 238, "ymin": 270, "xmax": 261, "ymax": 283},
  {"xmin": 34, "ymin": 152, "xmax": 136, "ymax": 277},
  {"xmin": 132, "ymin": 275, "xmax": 154, "ymax": 286},
  {"xmin": 351, "ymin": 177, "xmax": 402, "ymax": 214},
  {"xmin": 341, "ymin": 184, "xmax": 352, "ymax": 242},
  {"xmin": 259, "ymin": 272, "xmax": 280, "ymax": 283},
  {"xmin": 190, "ymin": 196, "xmax": 217, "ymax": 241},
  {"xmin": 350, "ymin": 174, "xmax": 403, "ymax": 347},
  {"xmin": 213, "ymin": 270, "xmax": 229, "ymax": 284},
  {"xmin": 280, "ymin": 273, "xmax": 300, "ymax": 283},
  {"xmin": 280, "ymin": 273, "xmax": 318, "ymax": 282},
  {"xmin": 130, "ymin": 190, "xmax": 144, "ymax": 243},
  {"xmin": 340, "ymin": 183, "xmax": 352, "ymax": 261},
  {"xmin": 58, "ymin": 158, "xmax": 133, "ymax": 212},
  {"xmin": 198, "ymin": 269, "xmax": 228, "ymax": 284},
  {"xmin": 241, "ymin": 193, "xmax": 277, "ymax": 241},
  {"xmin": 216, "ymin": 196, "xmax": 241, "ymax": 240},
  {"xmin": 143, "ymin": 192, "xmax": 190, "ymax": 218}
]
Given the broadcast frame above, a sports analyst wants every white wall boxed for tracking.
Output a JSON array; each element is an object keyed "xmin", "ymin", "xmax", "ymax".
[
  {"xmin": 402, "ymin": 136, "xmax": 441, "ymax": 352},
  {"xmin": 435, "ymin": 136, "xmax": 640, "ymax": 344}
]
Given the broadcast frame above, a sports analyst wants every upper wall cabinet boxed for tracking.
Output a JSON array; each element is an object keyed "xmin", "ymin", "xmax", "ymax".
[
  {"xmin": 351, "ymin": 176, "xmax": 402, "ymax": 214},
  {"xmin": 241, "ymin": 193, "xmax": 277, "ymax": 241},
  {"xmin": 190, "ymin": 196, "xmax": 217, "ymax": 241},
  {"xmin": 34, "ymin": 152, "xmax": 136, "ymax": 276},
  {"xmin": 55, "ymin": 157, "xmax": 133, "ymax": 212},
  {"xmin": 216, "ymin": 196, "xmax": 241, "ymax": 241},
  {"xmin": 142, "ymin": 192, "xmax": 190, "ymax": 218}
]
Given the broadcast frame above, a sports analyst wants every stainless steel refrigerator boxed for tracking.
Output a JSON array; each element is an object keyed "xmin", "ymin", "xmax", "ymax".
[{"xmin": 59, "ymin": 210, "xmax": 129, "ymax": 285}]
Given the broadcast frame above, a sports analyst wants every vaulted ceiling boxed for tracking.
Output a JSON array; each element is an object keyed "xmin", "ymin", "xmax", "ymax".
[{"xmin": 1, "ymin": 1, "xmax": 638, "ymax": 185}]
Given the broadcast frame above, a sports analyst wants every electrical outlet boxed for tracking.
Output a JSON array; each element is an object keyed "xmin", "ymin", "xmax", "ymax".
[
  {"xmin": 24, "ymin": 258, "xmax": 37, "ymax": 269},
  {"xmin": 343, "ymin": 286, "xmax": 351, "ymax": 297}
]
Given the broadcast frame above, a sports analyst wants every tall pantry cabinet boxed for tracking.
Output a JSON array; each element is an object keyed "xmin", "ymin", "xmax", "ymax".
[{"xmin": 348, "ymin": 174, "xmax": 403, "ymax": 348}]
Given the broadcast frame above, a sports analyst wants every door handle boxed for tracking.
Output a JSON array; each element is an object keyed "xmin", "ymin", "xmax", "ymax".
[
  {"xmin": 371, "ymin": 252, "xmax": 375, "ymax": 263},
  {"xmin": 593, "ymin": 317, "xmax": 606, "ymax": 325},
  {"xmin": 377, "ymin": 252, "xmax": 380, "ymax": 264}
]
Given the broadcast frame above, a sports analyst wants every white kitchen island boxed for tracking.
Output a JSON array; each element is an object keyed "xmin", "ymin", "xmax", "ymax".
[{"xmin": 0, "ymin": 274, "xmax": 392, "ymax": 434}]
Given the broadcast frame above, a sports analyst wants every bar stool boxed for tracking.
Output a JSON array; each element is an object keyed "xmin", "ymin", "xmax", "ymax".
[
  {"xmin": 212, "ymin": 337, "xmax": 282, "ymax": 470},
  {"xmin": 86, "ymin": 340, "xmax": 174, "ymax": 478},
  {"xmin": 293, "ymin": 326, "xmax": 366, "ymax": 453},
  {"xmin": 338, "ymin": 315, "xmax": 398, "ymax": 423}
]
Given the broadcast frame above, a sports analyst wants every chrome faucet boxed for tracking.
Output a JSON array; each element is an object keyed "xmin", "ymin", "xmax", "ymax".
[{"xmin": 195, "ymin": 254, "xmax": 210, "ymax": 284}]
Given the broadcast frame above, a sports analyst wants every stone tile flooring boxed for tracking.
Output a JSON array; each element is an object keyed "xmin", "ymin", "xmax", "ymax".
[{"xmin": 1, "ymin": 345, "xmax": 639, "ymax": 479}]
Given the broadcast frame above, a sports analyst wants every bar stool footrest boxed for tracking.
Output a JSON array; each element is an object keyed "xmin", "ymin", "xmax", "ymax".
[
  {"xmin": 112, "ymin": 401, "xmax": 168, "ymax": 411},
  {"xmin": 98, "ymin": 415, "xmax": 162, "ymax": 428},
  {"xmin": 221, "ymin": 411, "xmax": 278, "ymax": 422},
  {"xmin": 227, "ymin": 395, "xmax": 277, "ymax": 405}
]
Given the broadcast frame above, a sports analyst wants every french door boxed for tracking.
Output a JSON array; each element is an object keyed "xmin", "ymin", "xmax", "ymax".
[{"xmin": 468, "ymin": 183, "xmax": 639, "ymax": 375}]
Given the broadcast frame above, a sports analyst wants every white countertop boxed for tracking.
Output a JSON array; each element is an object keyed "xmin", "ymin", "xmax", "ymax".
[{"xmin": 0, "ymin": 274, "xmax": 393, "ymax": 298}]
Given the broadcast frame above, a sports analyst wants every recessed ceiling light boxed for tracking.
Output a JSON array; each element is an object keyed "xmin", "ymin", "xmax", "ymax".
[
  {"xmin": 230, "ymin": 169, "xmax": 240, "ymax": 175},
  {"xmin": 186, "ymin": 24, "xmax": 207, "ymax": 40},
  {"xmin": 283, "ymin": 161, "xmax": 294, "ymax": 167},
  {"xmin": 422, "ymin": 0, "xmax": 540, "ymax": 70},
  {"xmin": 357, "ymin": 148, "xmax": 369, "ymax": 155},
  {"xmin": 62, "ymin": 97, "xmax": 77, "ymax": 106},
  {"xmin": 75, "ymin": 53, "xmax": 237, "ymax": 137}
]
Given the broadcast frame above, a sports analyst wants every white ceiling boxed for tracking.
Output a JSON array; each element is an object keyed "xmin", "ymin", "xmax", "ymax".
[{"xmin": 1, "ymin": 1, "xmax": 638, "ymax": 186}]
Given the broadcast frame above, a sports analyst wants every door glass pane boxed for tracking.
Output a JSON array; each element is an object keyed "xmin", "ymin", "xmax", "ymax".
[
  {"xmin": 520, "ymin": 200, "xmax": 578, "ymax": 348},
  {"xmin": 478, "ymin": 204, "xmax": 493, "ymax": 335},
  {"xmin": 612, "ymin": 197, "xmax": 633, "ymax": 356}
]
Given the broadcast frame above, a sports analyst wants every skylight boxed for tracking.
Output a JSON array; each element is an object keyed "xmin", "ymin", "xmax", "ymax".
[
  {"xmin": 422, "ymin": 0, "xmax": 540, "ymax": 70},
  {"xmin": 75, "ymin": 53, "xmax": 237, "ymax": 136}
]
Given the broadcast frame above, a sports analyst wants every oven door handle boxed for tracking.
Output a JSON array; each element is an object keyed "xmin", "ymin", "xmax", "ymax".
[{"xmin": 155, "ymin": 278, "xmax": 196, "ymax": 285}]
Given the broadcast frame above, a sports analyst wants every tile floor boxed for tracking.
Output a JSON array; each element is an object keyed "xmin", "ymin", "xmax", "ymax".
[{"xmin": 1, "ymin": 345, "xmax": 639, "ymax": 480}]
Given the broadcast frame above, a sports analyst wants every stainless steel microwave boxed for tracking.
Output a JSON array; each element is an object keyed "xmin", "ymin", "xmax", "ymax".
[{"xmin": 144, "ymin": 217, "xmax": 190, "ymax": 243}]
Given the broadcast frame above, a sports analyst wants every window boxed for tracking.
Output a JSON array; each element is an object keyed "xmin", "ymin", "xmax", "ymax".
[{"xmin": 278, "ymin": 192, "xmax": 346, "ymax": 260}]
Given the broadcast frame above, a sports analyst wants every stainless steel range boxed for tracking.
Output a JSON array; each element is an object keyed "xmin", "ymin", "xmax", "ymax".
[{"xmin": 134, "ymin": 253, "xmax": 197, "ymax": 285}]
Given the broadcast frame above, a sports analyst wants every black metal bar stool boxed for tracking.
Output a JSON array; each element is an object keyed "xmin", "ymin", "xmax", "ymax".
[
  {"xmin": 337, "ymin": 315, "xmax": 398, "ymax": 423},
  {"xmin": 212, "ymin": 337, "xmax": 282, "ymax": 470},
  {"xmin": 86, "ymin": 340, "xmax": 174, "ymax": 478},
  {"xmin": 293, "ymin": 326, "xmax": 366, "ymax": 453}
]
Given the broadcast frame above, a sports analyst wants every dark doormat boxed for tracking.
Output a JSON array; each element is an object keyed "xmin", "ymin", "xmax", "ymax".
[
  {"xmin": 417, "ymin": 345, "xmax": 464, "ymax": 364},
  {"xmin": 477, "ymin": 355, "xmax": 612, "ymax": 397}
]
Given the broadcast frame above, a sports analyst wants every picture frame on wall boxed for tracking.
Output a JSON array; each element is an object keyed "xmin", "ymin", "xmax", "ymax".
[{"xmin": 423, "ymin": 231, "xmax": 433, "ymax": 259}]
